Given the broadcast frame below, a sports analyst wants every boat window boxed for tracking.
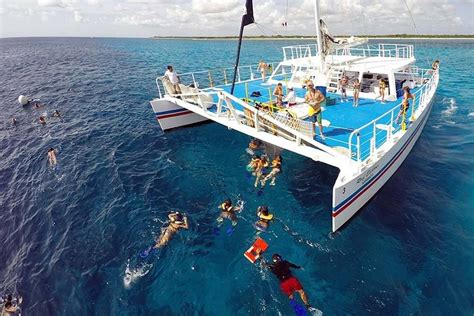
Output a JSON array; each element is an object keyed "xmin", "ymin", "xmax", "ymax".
[
  {"xmin": 394, "ymin": 72, "xmax": 417, "ymax": 98},
  {"xmin": 361, "ymin": 72, "xmax": 388, "ymax": 93}
]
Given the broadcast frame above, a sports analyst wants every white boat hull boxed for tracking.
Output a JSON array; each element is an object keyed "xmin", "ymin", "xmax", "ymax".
[
  {"xmin": 332, "ymin": 82, "xmax": 436, "ymax": 231},
  {"xmin": 150, "ymin": 98, "xmax": 208, "ymax": 131}
]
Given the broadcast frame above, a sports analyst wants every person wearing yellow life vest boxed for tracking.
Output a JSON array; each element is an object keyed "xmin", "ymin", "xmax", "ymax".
[
  {"xmin": 254, "ymin": 155, "xmax": 269, "ymax": 188},
  {"xmin": 255, "ymin": 206, "xmax": 274, "ymax": 231},
  {"xmin": 217, "ymin": 198, "xmax": 241, "ymax": 226},
  {"xmin": 305, "ymin": 83, "xmax": 326, "ymax": 140},
  {"xmin": 261, "ymin": 155, "xmax": 282, "ymax": 187}
]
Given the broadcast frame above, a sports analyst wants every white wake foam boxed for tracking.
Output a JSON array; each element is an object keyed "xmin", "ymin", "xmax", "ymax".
[
  {"xmin": 441, "ymin": 98, "xmax": 457, "ymax": 116},
  {"xmin": 123, "ymin": 260, "xmax": 152, "ymax": 288}
]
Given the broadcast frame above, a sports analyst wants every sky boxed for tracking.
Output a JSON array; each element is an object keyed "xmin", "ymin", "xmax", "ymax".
[{"xmin": 0, "ymin": 0, "xmax": 473, "ymax": 38}]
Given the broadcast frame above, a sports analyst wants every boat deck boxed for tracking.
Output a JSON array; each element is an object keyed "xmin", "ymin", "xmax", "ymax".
[{"xmin": 213, "ymin": 78, "xmax": 420, "ymax": 160}]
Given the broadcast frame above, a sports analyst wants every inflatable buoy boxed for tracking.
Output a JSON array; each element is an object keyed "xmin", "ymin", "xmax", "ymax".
[
  {"xmin": 244, "ymin": 237, "xmax": 268, "ymax": 263},
  {"xmin": 18, "ymin": 95, "xmax": 29, "ymax": 106}
]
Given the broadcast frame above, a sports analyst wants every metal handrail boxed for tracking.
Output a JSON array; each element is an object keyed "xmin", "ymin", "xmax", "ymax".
[{"xmin": 347, "ymin": 68, "xmax": 438, "ymax": 163}]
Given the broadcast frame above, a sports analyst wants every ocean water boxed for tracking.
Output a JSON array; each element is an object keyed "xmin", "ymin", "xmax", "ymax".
[{"xmin": 0, "ymin": 37, "xmax": 473, "ymax": 315}]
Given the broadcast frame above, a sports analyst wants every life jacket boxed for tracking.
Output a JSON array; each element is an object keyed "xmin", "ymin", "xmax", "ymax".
[
  {"xmin": 258, "ymin": 212, "xmax": 274, "ymax": 222},
  {"xmin": 221, "ymin": 203, "xmax": 233, "ymax": 213}
]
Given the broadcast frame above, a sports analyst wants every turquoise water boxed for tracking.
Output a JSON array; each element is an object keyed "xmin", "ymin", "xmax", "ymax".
[{"xmin": 0, "ymin": 37, "xmax": 473, "ymax": 315}]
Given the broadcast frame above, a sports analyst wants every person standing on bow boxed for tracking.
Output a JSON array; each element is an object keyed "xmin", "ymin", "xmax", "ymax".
[
  {"xmin": 164, "ymin": 65, "xmax": 181, "ymax": 95},
  {"xmin": 258, "ymin": 60, "xmax": 268, "ymax": 81},
  {"xmin": 396, "ymin": 86, "xmax": 415, "ymax": 127},
  {"xmin": 305, "ymin": 83, "xmax": 326, "ymax": 140}
]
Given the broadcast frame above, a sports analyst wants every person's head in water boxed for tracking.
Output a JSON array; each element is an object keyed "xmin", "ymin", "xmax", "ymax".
[
  {"xmin": 6, "ymin": 294, "xmax": 12, "ymax": 302},
  {"xmin": 259, "ymin": 205, "xmax": 269, "ymax": 216},
  {"xmin": 272, "ymin": 253, "xmax": 282, "ymax": 263},
  {"xmin": 167, "ymin": 65, "xmax": 173, "ymax": 71},
  {"xmin": 170, "ymin": 211, "xmax": 183, "ymax": 224}
]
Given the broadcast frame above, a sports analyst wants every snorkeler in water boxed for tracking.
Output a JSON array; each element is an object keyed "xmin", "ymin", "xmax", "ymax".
[
  {"xmin": 254, "ymin": 155, "xmax": 269, "ymax": 188},
  {"xmin": 261, "ymin": 155, "xmax": 282, "ymax": 187},
  {"xmin": 255, "ymin": 206, "xmax": 274, "ymax": 232},
  {"xmin": 217, "ymin": 198, "xmax": 241, "ymax": 226},
  {"xmin": 153, "ymin": 211, "xmax": 189, "ymax": 249},
  {"xmin": 47, "ymin": 148, "xmax": 57, "ymax": 166},
  {"xmin": 1, "ymin": 294, "xmax": 22, "ymax": 316},
  {"xmin": 53, "ymin": 110, "xmax": 61, "ymax": 118}
]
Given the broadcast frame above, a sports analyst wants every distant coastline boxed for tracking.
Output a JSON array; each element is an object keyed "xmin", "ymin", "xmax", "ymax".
[{"xmin": 152, "ymin": 34, "xmax": 474, "ymax": 41}]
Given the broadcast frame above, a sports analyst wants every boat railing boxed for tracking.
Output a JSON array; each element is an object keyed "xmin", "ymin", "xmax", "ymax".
[
  {"xmin": 155, "ymin": 62, "xmax": 280, "ymax": 98},
  {"xmin": 333, "ymin": 44, "xmax": 414, "ymax": 59},
  {"xmin": 282, "ymin": 44, "xmax": 318, "ymax": 61},
  {"xmin": 348, "ymin": 68, "xmax": 438, "ymax": 165}
]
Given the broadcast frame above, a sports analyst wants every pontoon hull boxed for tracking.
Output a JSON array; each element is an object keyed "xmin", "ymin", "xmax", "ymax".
[
  {"xmin": 332, "ymin": 83, "xmax": 436, "ymax": 231},
  {"xmin": 150, "ymin": 98, "xmax": 208, "ymax": 131}
]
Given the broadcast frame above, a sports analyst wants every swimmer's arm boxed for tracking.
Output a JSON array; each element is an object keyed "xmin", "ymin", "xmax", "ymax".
[
  {"xmin": 181, "ymin": 217, "xmax": 189, "ymax": 229},
  {"xmin": 288, "ymin": 261, "xmax": 302, "ymax": 269}
]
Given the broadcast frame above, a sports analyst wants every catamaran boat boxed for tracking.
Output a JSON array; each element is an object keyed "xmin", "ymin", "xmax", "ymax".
[{"xmin": 149, "ymin": 0, "xmax": 439, "ymax": 232}]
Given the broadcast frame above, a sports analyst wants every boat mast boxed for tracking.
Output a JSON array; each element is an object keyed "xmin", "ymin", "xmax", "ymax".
[
  {"xmin": 313, "ymin": 0, "xmax": 325, "ymax": 71},
  {"xmin": 231, "ymin": 0, "xmax": 255, "ymax": 95}
]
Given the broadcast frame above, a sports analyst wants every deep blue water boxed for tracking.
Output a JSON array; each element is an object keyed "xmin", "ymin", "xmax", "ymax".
[{"xmin": 0, "ymin": 37, "xmax": 473, "ymax": 315}]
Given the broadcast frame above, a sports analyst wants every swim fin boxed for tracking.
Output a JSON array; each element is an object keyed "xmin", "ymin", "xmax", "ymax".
[{"xmin": 139, "ymin": 246, "xmax": 154, "ymax": 258}]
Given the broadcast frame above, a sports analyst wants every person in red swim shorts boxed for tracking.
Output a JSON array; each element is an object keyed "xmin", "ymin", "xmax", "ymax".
[{"xmin": 264, "ymin": 253, "xmax": 313, "ymax": 310}]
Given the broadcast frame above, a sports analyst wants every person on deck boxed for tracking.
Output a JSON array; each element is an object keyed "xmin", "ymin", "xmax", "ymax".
[
  {"xmin": 217, "ymin": 199, "xmax": 242, "ymax": 226},
  {"xmin": 153, "ymin": 211, "xmax": 189, "ymax": 249},
  {"xmin": 396, "ymin": 86, "xmax": 414, "ymax": 125},
  {"xmin": 431, "ymin": 59, "xmax": 440, "ymax": 70},
  {"xmin": 375, "ymin": 78, "xmax": 387, "ymax": 103},
  {"xmin": 261, "ymin": 155, "xmax": 282, "ymax": 187},
  {"xmin": 263, "ymin": 254, "xmax": 314, "ymax": 310},
  {"xmin": 283, "ymin": 87, "xmax": 296, "ymax": 107},
  {"xmin": 339, "ymin": 74, "xmax": 349, "ymax": 102},
  {"xmin": 273, "ymin": 83, "xmax": 284, "ymax": 107},
  {"xmin": 164, "ymin": 65, "xmax": 181, "ymax": 95},
  {"xmin": 258, "ymin": 60, "xmax": 268, "ymax": 81},
  {"xmin": 352, "ymin": 78, "xmax": 361, "ymax": 107},
  {"xmin": 305, "ymin": 83, "xmax": 326, "ymax": 140}
]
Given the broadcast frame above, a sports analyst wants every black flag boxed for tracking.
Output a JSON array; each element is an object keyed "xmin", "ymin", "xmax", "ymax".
[
  {"xmin": 231, "ymin": 0, "xmax": 255, "ymax": 94},
  {"xmin": 242, "ymin": 0, "xmax": 254, "ymax": 26}
]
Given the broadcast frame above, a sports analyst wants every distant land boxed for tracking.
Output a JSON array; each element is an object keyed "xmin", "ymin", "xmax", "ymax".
[{"xmin": 152, "ymin": 34, "xmax": 474, "ymax": 40}]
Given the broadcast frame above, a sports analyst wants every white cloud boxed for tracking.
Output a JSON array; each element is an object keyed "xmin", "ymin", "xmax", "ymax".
[
  {"xmin": 38, "ymin": 0, "xmax": 65, "ymax": 7},
  {"xmin": 191, "ymin": 0, "xmax": 238, "ymax": 14},
  {"xmin": 0, "ymin": 0, "xmax": 471, "ymax": 37},
  {"xmin": 73, "ymin": 10, "xmax": 83, "ymax": 22}
]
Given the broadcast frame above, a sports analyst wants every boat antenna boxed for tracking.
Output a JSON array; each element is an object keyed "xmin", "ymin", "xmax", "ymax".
[
  {"xmin": 313, "ymin": 0, "xmax": 325, "ymax": 71},
  {"xmin": 231, "ymin": 0, "xmax": 255, "ymax": 95}
]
